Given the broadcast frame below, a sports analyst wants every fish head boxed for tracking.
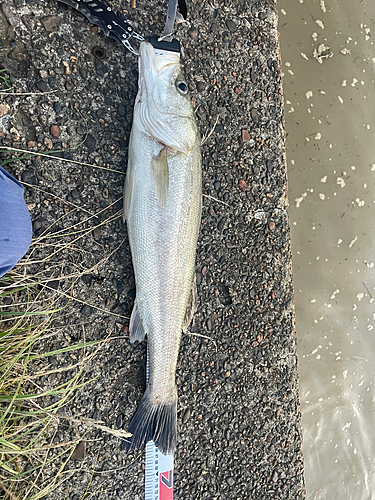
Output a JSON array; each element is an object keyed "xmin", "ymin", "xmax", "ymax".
[{"xmin": 136, "ymin": 41, "xmax": 198, "ymax": 154}]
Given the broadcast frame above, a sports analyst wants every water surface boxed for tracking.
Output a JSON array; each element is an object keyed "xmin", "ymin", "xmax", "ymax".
[{"xmin": 278, "ymin": 0, "xmax": 375, "ymax": 498}]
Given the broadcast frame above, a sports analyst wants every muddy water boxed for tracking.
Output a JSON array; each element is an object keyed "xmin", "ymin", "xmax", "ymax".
[{"xmin": 278, "ymin": 0, "xmax": 375, "ymax": 498}]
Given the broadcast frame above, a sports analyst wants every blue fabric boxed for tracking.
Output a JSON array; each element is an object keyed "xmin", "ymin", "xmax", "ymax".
[{"xmin": 0, "ymin": 165, "xmax": 32, "ymax": 278}]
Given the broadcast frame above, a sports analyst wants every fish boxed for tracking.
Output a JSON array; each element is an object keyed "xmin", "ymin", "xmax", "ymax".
[{"xmin": 123, "ymin": 41, "xmax": 202, "ymax": 455}]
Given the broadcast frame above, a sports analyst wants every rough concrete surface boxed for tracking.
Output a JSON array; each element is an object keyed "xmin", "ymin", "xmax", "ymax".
[{"xmin": 0, "ymin": 0, "xmax": 306, "ymax": 498}]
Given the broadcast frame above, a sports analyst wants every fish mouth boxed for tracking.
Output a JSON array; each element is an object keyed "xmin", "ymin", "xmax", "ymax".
[{"xmin": 139, "ymin": 41, "xmax": 181, "ymax": 90}]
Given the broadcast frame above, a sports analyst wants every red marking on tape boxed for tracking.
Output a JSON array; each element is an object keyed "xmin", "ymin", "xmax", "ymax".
[{"xmin": 159, "ymin": 470, "xmax": 173, "ymax": 500}]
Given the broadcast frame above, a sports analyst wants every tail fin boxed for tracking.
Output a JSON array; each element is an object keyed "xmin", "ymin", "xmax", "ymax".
[{"xmin": 124, "ymin": 386, "xmax": 177, "ymax": 455}]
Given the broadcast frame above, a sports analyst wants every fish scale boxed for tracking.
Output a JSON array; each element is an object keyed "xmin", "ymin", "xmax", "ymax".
[{"xmin": 124, "ymin": 42, "xmax": 202, "ymax": 455}]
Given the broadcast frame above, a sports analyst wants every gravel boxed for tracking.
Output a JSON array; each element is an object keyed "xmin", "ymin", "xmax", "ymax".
[{"xmin": 0, "ymin": 0, "xmax": 305, "ymax": 498}]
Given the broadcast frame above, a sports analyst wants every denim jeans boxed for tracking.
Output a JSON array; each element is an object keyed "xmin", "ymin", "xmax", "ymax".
[{"xmin": 0, "ymin": 165, "xmax": 32, "ymax": 277}]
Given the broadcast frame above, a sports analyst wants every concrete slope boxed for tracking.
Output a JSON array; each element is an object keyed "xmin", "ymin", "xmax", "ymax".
[{"xmin": 0, "ymin": 0, "xmax": 305, "ymax": 498}]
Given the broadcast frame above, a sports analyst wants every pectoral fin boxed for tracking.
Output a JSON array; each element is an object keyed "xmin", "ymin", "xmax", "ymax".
[
  {"xmin": 123, "ymin": 167, "xmax": 135, "ymax": 222},
  {"xmin": 129, "ymin": 298, "xmax": 146, "ymax": 343},
  {"xmin": 151, "ymin": 149, "xmax": 169, "ymax": 208},
  {"xmin": 183, "ymin": 274, "xmax": 198, "ymax": 333}
]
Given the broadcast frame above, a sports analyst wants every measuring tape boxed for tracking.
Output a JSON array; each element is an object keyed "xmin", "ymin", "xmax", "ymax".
[
  {"xmin": 145, "ymin": 441, "xmax": 174, "ymax": 499},
  {"xmin": 145, "ymin": 348, "xmax": 175, "ymax": 500}
]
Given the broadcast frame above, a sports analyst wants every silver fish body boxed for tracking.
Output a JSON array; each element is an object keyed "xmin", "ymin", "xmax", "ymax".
[{"xmin": 123, "ymin": 41, "xmax": 202, "ymax": 455}]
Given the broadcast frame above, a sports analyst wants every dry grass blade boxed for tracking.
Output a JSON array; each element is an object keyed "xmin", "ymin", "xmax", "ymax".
[
  {"xmin": 202, "ymin": 193, "xmax": 230, "ymax": 207},
  {"xmin": 186, "ymin": 331, "xmax": 218, "ymax": 351},
  {"xmin": 18, "ymin": 211, "xmax": 122, "ymax": 266},
  {"xmin": 0, "ymin": 90, "xmax": 58, "ymax": 96},
  {"xmin": 201, "ymin": 114, "xmax": 220, "ymax": 145},
  {"xmin": 55, "ymin": 416, "xmax": 132, "ymax": 439},
  {"xmin": 0, "ymin": 303, "xmax": 106, "ymax": 499},
  {"xmin": 0, "ymin": 241, "xmax": 125, "ymax": 498},
  {"xmin": 0, "ymin": 146, "xmax": 124, "ymax": 174}
]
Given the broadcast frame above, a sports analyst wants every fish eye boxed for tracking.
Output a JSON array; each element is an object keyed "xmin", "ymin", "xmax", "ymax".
[{"xmin": 176, "ymin": 80, "xmax": 188, "ymax": 94}]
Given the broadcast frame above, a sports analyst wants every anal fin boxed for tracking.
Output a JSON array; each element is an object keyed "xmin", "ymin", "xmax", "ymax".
[
  {"xmin": 182, "ymin": 273, "xmax": 198, "ymax": 333},
  {"xmin": 129, "ymin": 298, "xmax": 146, "ymax": 343}
]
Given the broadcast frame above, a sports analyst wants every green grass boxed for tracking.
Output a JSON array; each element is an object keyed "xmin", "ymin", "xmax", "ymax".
[
  {"xmin": 0, "ymin": 70, "xmax": 12, "ymax": 90},
  {"xmin": 0, "ymin": 276, "xmax": 104, "ymax": 500}
]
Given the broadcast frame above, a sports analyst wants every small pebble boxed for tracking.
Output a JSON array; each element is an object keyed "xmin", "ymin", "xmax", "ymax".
[
  {"xmin": 41, "ymin": 15, "xmax": 61, "ymax": 32},
  {"xmin": 70, "ymin": 441, "xmax": 86, "ymax": 460},
  {"xmin": 0, "ymin": 104, "xmax": 9, "ymax": 118},
  {"xmin": 226, "ymin": 20, "xmax": 237, "ymax": 32},
  {"xmin": 117, "ymin": 104, "xmax": 126, "ymax": 117},
  {"xmin": 251, "ymin": 108, "xmax": 259, "ymax": 122},
  {"xmin": 93, "ymin": 227, "xmax": 101, "ymax": 241},
  {"xmin": 65, "ymin": 81, "xmax": 74, "ymax": 91},
  {"xmin": 227, "ymin": 477, "xmax": 235, "ymax": 486},
  {"xmin": 250, "ymin": 67, "xmax": 257, "ymax": 83},
  {"xmin": 239, "ymin": 179, "xmax": 247, "ymax": 192},
  {"xmin": 36, "ymin": 81, "xmax": 49, "ymax": 92},
  {"xmin": 217, "ymin": 217, "xmax": 226, "ymax": 231},
  {"xmin": 242, "ymin": 129, "xmax": 250, "ymax": 142},
  {"xmin": 84, "ymin": 135, "xmax": 96, "ymax": 150},
  {"xmin": 182, "ymin": 408, "xmax": 191, "ymax": 424},
  {"xmin": 22, "ymin": 170, "xmax": 36, "ymax": 184},
  {"xmin": 50, "ymin": 124, "xmax": 61, "ymax": 137},
  {"xmin": 44, "ymin": 137, "xmax": 53, "ymax": 149},
  {"xmin": 116, "ymin": 414, "xmax": 123, "ymax": 429},
  {"xmin": 81, "ymin": 305, "xmax": 92, "ymax": 316},
  {"xmin": 196, "ymin": 81, "xmax": 206, "ymax": 92}
]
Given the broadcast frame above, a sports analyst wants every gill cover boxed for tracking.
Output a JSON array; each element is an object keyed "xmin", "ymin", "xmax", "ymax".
[{"xmin": 137, "ymin": 42, "xmax": 196, "ymax": 154}]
